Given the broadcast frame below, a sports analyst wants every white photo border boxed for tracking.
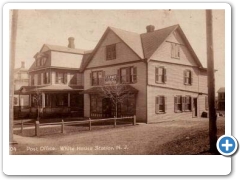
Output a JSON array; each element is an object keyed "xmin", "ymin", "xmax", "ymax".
[{"xmin": 3, "ymin": 2, "xmax": 231, "ymax": 175}]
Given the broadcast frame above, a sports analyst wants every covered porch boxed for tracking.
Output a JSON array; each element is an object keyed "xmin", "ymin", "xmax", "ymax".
[
  {"xmin": 82, "ymin": 85, "xmax": 138, "ymax": 119},
  {"xmin": 14, "ymin": 85, "xmax": 84, "ymax": 119}
]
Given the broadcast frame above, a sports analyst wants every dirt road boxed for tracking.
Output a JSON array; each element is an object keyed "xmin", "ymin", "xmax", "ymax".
[{"xmin": 10, "ymin": 117, "xmax": 225, "ymax": 155}]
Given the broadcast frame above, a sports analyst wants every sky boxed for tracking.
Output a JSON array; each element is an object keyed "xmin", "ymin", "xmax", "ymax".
[{"xmin": 13, "ymin": 10, "xmax": 225, "ymax": 91}]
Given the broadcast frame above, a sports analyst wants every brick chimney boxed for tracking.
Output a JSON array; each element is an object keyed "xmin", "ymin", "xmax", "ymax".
[
  {"xmin": 146, "ymin": 25, "xmax": 155, "ymax": 33},
  {"xmin": 68, "ymin": 37, "xmax": 75, "ymax": 48},
  {"xmin": 21, "ymin": 61, "xmax": 25, "ymax": 68}
]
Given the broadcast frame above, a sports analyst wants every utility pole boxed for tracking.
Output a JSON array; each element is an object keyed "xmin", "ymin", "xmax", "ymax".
[
  {"xmin": 10, "ymin": 10, "xmax": 18, "ymax": 144},
  {"xmin": 206, "ymin": 10, "xmax": 217, "ymax": 153}
]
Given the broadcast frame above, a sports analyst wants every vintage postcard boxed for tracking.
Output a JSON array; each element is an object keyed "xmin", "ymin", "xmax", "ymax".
[{"xmin": 3, "ymin": 3, "xmax": 232, "ymax": 175}]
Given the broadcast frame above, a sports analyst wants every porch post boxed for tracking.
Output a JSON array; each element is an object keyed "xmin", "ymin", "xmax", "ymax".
[
  {"xmin": 29, "ymin": 94, "xmax": 31, "ymax": 106},
  {"xmin": 42, "ymin": 92, "xmax": 45, "ymax": 108}
]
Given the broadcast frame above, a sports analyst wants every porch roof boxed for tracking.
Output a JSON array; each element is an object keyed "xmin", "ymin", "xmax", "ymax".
[
  {"xmin": 82, "ymin": 85, "xmax": 138, "ymax": 95},
  {"xmin": 14, "ymin": 85, "xmax": 84, "ymax": 95}
]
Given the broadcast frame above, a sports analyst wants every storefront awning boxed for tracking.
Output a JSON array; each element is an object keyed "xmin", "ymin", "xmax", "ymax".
[
  {"xmin": 81, "ymin": 85, "xmax": 138, "ymax": 95},
  {"xmin": 14, "ymin": 85, "xmax": 84, "ymax": 95}
]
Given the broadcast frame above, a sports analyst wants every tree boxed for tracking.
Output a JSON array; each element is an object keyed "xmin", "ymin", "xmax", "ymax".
[{"xmin": 100, "ymin": 81, "xmax": 133, "ymax": 117}]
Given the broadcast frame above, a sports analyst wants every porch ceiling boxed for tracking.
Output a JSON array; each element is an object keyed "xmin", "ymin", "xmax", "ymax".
[{"xmin": 14, "ymin": 85, "xmax": 84, "ymax": 95}]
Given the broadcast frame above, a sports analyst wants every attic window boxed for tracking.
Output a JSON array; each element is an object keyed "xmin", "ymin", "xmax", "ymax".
[
  {"xmin": 171, "ymin": 43, "xmax": 180, "ymax": 59},
  {"xmin": 106, "ymin": 44, "xmax": 116, "ymax": 60}
]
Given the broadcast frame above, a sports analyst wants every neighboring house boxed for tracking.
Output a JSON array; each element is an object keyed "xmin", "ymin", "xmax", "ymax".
[
  {"xmin": 217, "ymin": 87, "xmax": 225, "ymax": 111},
  {"xmin": 16, "ymin": 37, "xmax": 92, "ymax": 118},
  {"xmin": 82, "ymin": 24, "xmax": 208, "ymax": 123},
  {"xmin": 14, "ymin": 61, "xmax": 29, "ymax": 107}
]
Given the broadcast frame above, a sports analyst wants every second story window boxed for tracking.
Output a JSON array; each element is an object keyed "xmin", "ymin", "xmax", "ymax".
[
  {"xmin": 106, "ymin": 44, "xmax": 116, "ymax": 60},
  {"xmin": 70, "ymin": 73, "xmax": 77, "ymax": 85},
  {"xmin": 30, "ymin": 75, "xmax": 35, "ymax": 86},
  {"xmin": 43, "ymin": 71, "xmax": 50, "ymax": 84},
  {"xmin": 120, "ymin": 67, "xmax": 137, "ymax": 84},
  {"xmin": 171, "ymin": 43, "xmax": 180, "ymax": 59},
  {"xmin": 38, "ymin": 73, "xmax": 41, "ymax": 85},
  {"xmin": 56, "ymin": 72, "xmax": 67, "ymax": 84},
  {"xmin": 184, "ymin": 70, "xmax": 192, "ymax": 85},
  {"xmin": 155, "ymin": 67, "xmax": 166, "ymax": 83},
  {"xmin": 91, "ymin": 71, "xmax": 103, "ymax": 86}
]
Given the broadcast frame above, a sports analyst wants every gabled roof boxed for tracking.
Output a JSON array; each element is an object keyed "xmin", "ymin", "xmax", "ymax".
[
  {"xmin": 217, "ymin": 87, "xmax": 225, "ymax": 93},
  {"xmin": 140, "ymin": 24, "xmax": 178, "ymax": 59},
  {"xmin": 110, "ymin": 27, "xmax": 144, "ymax": 59},
  {"xmin": 83, "ymin": 24, "xmax": 204, "ymax": 71}
]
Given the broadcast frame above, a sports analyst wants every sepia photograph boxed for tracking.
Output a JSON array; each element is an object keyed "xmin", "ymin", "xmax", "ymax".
[{"xmin": 9, "ymin": 8, "xmax": 225, "ymax": 156}]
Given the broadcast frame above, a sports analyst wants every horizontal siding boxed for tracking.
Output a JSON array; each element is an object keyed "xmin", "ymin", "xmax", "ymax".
[
  {"xmin": 87, "ymin": 31, "xmax": 140, "ymax": 68},
  {"xmin": 147, "ymin": 86, "xmax": 207, "ymax": 123},
  {"xmin": 148, "ymin": 61, "xmax": 206, "ymax": 93}
]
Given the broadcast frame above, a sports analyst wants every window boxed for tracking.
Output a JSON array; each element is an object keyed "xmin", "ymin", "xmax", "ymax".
[
  {"xmin": 43, "ymin": 71, "xmax": 50, "ymax": 84},
  {"xmin": 174, "ymin": 96, "xmax": 192, "ymax": 112},
  {"xmin": 90, "ymin": 95, "xmax": 102, "ymax": 113},
  {"xmin": 120, "ymin": 94, "xmax": 136, "ymax": 115},
  {"xmin": 106, "ymin": 44, "xmax": 116, "ymax": 60},
  {"xmin": 182, "ymin": 96, "xmax": 192, "ymax": 111},
  {"xmin": 155, "ymin": 96, "xmax": 166, "ymax": 113},
  {"xmin": 40, "ymin": 57, "xmax": 47, "ymax": 66},
  {"xmin": 45, "ymin": 94, "xmax": 51, "ymax": 107},
  {"xmin": 155, "ymin": 67, "xmax": 166, "ymax": 83},
  {"xmin": 91, "ymin": 71, "xmax": 103, "ymax": 86},
  {"xmin": 38, "ymin": 73, "xmax": 41, "ymax": 85},
  {"xmin": 171, "ymin": 43, "xmax": 180, "ymax": 59},
  {"xmin": 174, "ymin": 96, "xmax": 182, "ymax": 112},
  {"xmin": 31, "ymin": 75, "xmax": 35, "ymax": 85},
  {"xmin": 120, "ymin": 67, "xmax": 137, "ymax": 84},
  {"xmin": 184, "ymin": 70, "xmax": 192, "ymax": 85},
  {"xmin": 56, "ymin": 72, "xmax": 67, "ymax": 84}
]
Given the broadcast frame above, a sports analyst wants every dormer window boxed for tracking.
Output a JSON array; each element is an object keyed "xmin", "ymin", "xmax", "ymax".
[
  {"xmin": 171, "ymin": 43, "xmax": 180, "ymax": 59},
  {"xmin": 106, "ymin": 44, "xmax": 116, "ymax": 60},
  {"xmin": 36, "ymin": 56, "xmax": 47, "ymax": 67}
]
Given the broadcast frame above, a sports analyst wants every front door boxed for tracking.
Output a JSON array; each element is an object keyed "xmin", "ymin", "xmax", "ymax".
[
  {"xmin": 102, "ymin": 98, "xmax": 112, "ymax": 118},
  {"xmin": 193, "ymin": 98, "xmax": 198, "ymax": 117}
]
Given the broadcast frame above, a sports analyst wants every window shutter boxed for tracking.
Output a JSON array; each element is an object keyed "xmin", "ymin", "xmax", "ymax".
[
  {"xmin": 117, "ymin": 69, "xmax": 120, "ymax": 84},
  {"xmin": 174, "ymin": 96, "xmax": 177, "ymax": 112},
  {"xmin": 155, "ymin": 67, "xmax": 159, "ymax": 83},
  {"xmin": 183, "ymin": 70, "xmax": 187, "ymax": 84},
  {"xmin": 133, "ymin": 67, "xmax": 137, "ymax": 83},
  {"xmin": 177, "ymin": 44, "xmax": 180, "ymax": 58},
  {"xmin": 163, "ymin": 96, "xmax": 166, "ymax": 112},
  {"xmin": 190, "ymin": 71, "xmax": 193, "ymax": 85},
  {"xmin": 56, "ymin": 72, "xmax": 58, "ymax": 83},
  {"xmin": 189, "ymin": 97, "xmax": 192, "ymax": 111},
  {"xmin": 126, "ymin": 68, "xmax": 130, "ymax": 83},
  {"xmin": 163, "ymin": 68, "xmax": 167, "ymax": 83},
  {"xmin": 171, "ymin": 43, "xmax": 174, "ymax": 58},
  {"xmin": 181, "ymin": 96, "xmax": 185, "ymax": 112},
  {"xmin": 155, "ymin": 96, "xmax": 159, "ymax": 113},
  {"xmin": 90, "ymin": 72, "xmax": 93, "ymax": 86}
]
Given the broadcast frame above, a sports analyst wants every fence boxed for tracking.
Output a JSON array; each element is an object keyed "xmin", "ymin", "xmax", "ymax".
[{"xmin": 33, "ymin": 115, "xmax": 136, "ymax": 137}]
